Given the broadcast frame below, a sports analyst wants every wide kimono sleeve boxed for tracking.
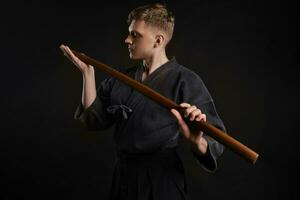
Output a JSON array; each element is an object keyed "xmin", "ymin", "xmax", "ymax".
[
  {"xmin": 179, "ymin": 70, "xmax": 226, "ymax": 172},
  {"xmin": 74, "ymin": 77, "xmax": 115, "ymax": 131}
]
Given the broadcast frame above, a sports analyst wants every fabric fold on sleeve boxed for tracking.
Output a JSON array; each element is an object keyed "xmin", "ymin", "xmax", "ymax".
[
  {"xmin": 191, "ymin": 135, "xmax": 224, "ymax": 172},
  {"xmin": 74, "ymin": 77, "xmax": 115, "ymax": 131},
  {"xmin": 179, "ymin": 70, "xmax": 226, "ymax": 172},
  {"xmin": 191, "ymin": 101, "xmax": 226, "ymax": 172}
]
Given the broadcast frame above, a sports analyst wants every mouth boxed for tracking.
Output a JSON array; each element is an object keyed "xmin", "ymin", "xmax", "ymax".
[{"xmin": 128, "ymin": 46, "xmax": 133, "ymax": 52}]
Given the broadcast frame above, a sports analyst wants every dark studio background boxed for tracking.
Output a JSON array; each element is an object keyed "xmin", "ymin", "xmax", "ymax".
[{"xmin": 1, "ymin": 0, "xmax": 298, "ymax": 199}]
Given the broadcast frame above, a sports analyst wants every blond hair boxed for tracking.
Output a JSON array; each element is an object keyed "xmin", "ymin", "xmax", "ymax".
[{"xmin": 127, "ymin": 3, "xmax": 175, "ymax": 44}]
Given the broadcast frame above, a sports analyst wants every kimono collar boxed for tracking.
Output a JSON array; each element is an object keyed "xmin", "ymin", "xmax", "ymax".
[{"xmin": 142, "ymin": 57, "xmax": 177, "ymax": 72}]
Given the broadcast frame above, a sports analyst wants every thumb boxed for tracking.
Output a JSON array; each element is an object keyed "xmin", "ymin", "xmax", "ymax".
[
  {"xmin": 170, "ymin": 109, "xmax": 182, "ymax": 122},
  {"xmin": 170, "ymin": 109, "xmax": 190, "ymax": 138}
]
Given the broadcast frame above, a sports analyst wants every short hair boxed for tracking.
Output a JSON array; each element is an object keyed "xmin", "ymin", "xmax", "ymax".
[{"xmin": 127, "ymin": 3, "xmax": 175, "ymax": 44}]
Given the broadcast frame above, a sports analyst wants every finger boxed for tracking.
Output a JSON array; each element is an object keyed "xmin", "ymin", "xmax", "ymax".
[
  {"xmin": 179, "ymin": 102, "xmax": 191, "ymax": 108},
  {"xmin": 196, "ymin": 114, "xmax": 206, "ymax": 122},
  {"xmin": 65, "ymin": 47, "xmax": 82, "ymax": 65},
  {"xmin": 170, "ymin": 109, "xmax": 190, "ymax": 138},
  {"xmin": 59, "ymin": 45, "xmax": 68, "ymax": 55},
  {"xmin": 184, "ymin": 105, "xmax": 198, "ymax": 118},
  {"xmin": 202, "ymin": 114, "xmax": 206, "ymax": 121},
  {"xmin": 59, "ymin": 44, "xmax": 65, "ymax": 52},
  {"xmin": 189, "ymin": 109, "xmax": 201, "ymax": 121},
  {"xmin": 60, "ymin": 45, "xmax": 73, "ymax": 60},
  {"xmin": 65, "ymin": 46, "xmax": 77, "ymax": 60}
]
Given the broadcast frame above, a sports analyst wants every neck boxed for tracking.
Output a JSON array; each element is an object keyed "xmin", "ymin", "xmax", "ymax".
[{"xmin": 142, "ymin": 50, "xmax": 169, "ymax": 75}]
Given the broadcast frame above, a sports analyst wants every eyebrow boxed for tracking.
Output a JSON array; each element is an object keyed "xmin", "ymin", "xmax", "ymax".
[{"xmin": 129, "ymin": 30, "xmax": 142, "ymax": 37}]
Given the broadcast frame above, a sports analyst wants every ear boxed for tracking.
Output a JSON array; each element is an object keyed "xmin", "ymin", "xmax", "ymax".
[{"xmin": 154, "ymin": 34, "xmax": 165, "ymax": 48}]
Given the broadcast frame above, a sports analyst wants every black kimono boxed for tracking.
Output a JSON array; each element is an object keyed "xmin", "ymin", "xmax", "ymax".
[{"xmin": 75, "ymin": 57, "xmax": 226, "ymax": 200}]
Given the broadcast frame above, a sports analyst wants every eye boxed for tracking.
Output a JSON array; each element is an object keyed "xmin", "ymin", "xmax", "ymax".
[{"xmin": 130, "ymin": 31, "xmax": 137, "ymax": 38}]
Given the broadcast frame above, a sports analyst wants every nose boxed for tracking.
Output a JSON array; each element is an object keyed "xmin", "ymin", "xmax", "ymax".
[{"xmin": 125, "ymin": 36, "xmax": 132, "ymax": 45}]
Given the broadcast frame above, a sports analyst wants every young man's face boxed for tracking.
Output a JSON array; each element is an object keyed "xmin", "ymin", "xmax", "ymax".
[{"xmin": 125, "ymin": 20, "xmax": 157, "ymax": 59}]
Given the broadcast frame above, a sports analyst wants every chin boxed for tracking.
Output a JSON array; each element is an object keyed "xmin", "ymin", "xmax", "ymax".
[{"xmin": 129, "ymin": 53, "xmax": 141, "ymax": 60}]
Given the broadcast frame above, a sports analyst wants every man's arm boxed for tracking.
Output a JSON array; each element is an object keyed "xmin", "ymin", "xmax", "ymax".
[
  {"xmin": 60, "ymin": 44, "xmax": 115, "ymax": 131},
  {"xmin": 171, "ymin": 103, "xmax": 223, "ymax": 172},
  {"xmin": 60, "ymin": 44, "xmax": 96, "ymax": 109},
  {"xmin": 171, "ymin": 103, "xmax": 208, "ymax": 155}
]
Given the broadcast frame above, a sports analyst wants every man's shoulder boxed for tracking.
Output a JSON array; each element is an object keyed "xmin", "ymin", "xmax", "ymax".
[{"xmin": 173, "ymin": 61, "xmax": 203, "ymax": 82}]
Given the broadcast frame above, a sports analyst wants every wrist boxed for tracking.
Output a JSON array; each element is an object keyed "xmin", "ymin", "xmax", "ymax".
[
  {"xmin": 82, "ymin": 66, "xmax": 95, "ymax": 77},
  {"xmin": 191, "ymin": 138, "xmax": 208, "ymax": 156}
]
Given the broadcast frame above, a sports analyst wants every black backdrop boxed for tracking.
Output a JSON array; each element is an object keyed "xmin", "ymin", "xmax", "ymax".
[{"xmin": 1, "ymin": 0, "xmax": 298, "ymax": 199}]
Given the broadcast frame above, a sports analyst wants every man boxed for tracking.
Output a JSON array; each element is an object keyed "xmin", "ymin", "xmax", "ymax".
[{"xmin": 60, "ymin": 3, "xmax": 225, "ymax": 200}]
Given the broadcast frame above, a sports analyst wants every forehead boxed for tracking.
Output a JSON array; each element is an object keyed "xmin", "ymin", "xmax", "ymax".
[{"xmin": 128, "ymin": 20, "xmax": 155, "ymax": 33}]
